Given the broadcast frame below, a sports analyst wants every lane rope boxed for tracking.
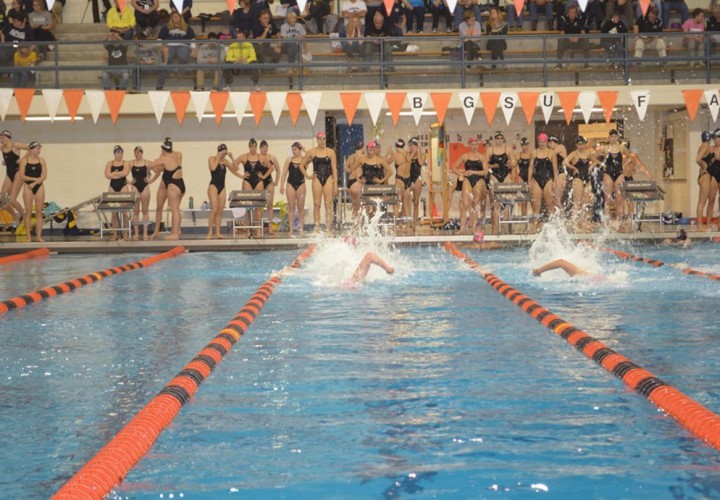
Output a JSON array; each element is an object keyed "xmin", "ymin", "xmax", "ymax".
[
  {"xmin": 0, "ymin": 246, "xmax": 185, "ymax": 316},
  {"xmin": 444, "ymin": 242, "xmax": 720, "ymax": 452},
  {"xmin": 594, "ymin": 245, "xmax": 720, "ymax": 282},
  {"xmin": 54, "ymin": 244, "xmax": 317, "ymax": 499},
  {"xmin": 0, "ymin": 248, "xmax": 50, "ymax": 265}
]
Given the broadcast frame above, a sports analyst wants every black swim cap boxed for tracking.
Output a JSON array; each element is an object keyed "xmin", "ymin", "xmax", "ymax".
[
  {"xmin": 249, "ymin": 138, "xmax": 257, "ymax": 147},
  {"xmin": 520, "ymin": 137, "xmax": 529, "ymax": 145},
  {"xmin": 259, "ymin": 139, "xmax": 268, "ymax": 148},
  {"xmin": 113, "ymin": 145, "xmax": 123, "ymax": 153},
  {"xmin": 677, "ymin": 229, "xmax": 687, "ymax": 241},
  {"xmin": 161, "ymin": 138, "xmax": 173, "ymax": 151},
  {"xmin": 575, "ymin": 136, "xmax": 587, "ymax": 144},
  {"xmin": 354, "ymin": 140, "xmax": 364, "ymax": 150},
  {"xmin": 609, "ymin": 129, "xmax": 619, "ymax": 136},
  {"xmin": 395, "ymin": 139, "xmax": 405, "ymax": 148},
  {"xmin": 702, "ymin": 131, "xmax": 712, "ymax": 142},
  {"xmin": 217, "ymin": 143, "xmax": 227, "ymax": 152}
]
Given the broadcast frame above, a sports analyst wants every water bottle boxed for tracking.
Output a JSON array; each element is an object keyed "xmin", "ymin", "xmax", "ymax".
[{"xmin": 189, "ymin": 196, "xmax": 194, "ymax": 209}]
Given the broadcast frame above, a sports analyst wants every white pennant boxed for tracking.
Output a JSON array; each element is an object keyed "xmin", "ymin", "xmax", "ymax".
[
  {"xmin": 630, "ymin": 90, "xmax": 651, "ymax": 121},
  {"xmin": 148, "ymin": 91, "xmax": 169, "ymax": 124},
  {"xmin": 85, "ymin": 90, "xmax": 105, "ymax": 124},
  {"xmin": 302, "ymin": 92, "xmax": 322, "ymax": 126},
  {"xmin": 171, "ymin": 0, "xmax": 184, "ymax": 15},
  {"xmin": 0, "ymin": 89, "xmax": 12, "ymax": 121},
  {"xmin": 266, "ymin": 92, "xmax": 287, "ymax": 126},
  {"xmin": 364, "ymin": 92, "xmax": 386, "ymax": 127},
  {"xmin": 47, "ymin": 0, "xmax": 55, "ymax": 9},
  {"xmin": 577, "ymin": 91, "xmax": 596, "ymax": 124},
  {"xmin": 458, "ymin": 91, "xmax": 477, "ymax": 126},
  {"xmin": 41, "ymin": 89, "xmax": 63, "ymax": 123},
  {"xmin": 577, "ymin": 0, "xmax": 588, "ymax": 12},
  {"xmin": 190, "ymin": 91, "xmax": 210, "ymax": 122},
  {"xmin": 705, "ymin": 90, "xmax": 720, "ymax": 122},
  {"xmin": 446, "ymin": 0, "xmax": 458, "ymax": 18},
  {"xmin": 229, "ymin": 92, "xmax": 250, "ymax": 125},
  {"xmin": 500, "ymin": 91, "xmax": 517, "ymax": 126},
  {"xmin": 540, "ymin": 92, "xmax": 555, "ymax": 124},
  {"xmin": 296, "ymin": 0, "xmax": 308, "ymax": 14},
  {"xmin": 406, "ymin": 92, "xmax": 428, "ymax": 126}
]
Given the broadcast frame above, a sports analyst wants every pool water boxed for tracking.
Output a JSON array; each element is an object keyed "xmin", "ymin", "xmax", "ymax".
[{"xmin": 1, "ymin": 239, "xmax": 719, "ymax": 498}]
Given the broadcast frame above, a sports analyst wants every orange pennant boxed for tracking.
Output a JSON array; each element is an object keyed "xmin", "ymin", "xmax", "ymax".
[
  {"xmin": 557, "ymin": 91, "xmax": 579, "ymax": 125},
  {"xmin": 63, "ymin": 89, "xmax": 84, "ymax": 123},
  {"xmin": 226, "ymin": 0, "xmax": 235, "ymax": 13},
  {"xmin": 249, "ymin": 91, "xmax": 267, "ymax": 125},
  {"xmin": 14, "ymin": 88, "xmax": 35, "ymax": 122},
  {"xmin": 430, "ymin": 92, "xmax": 452, "ymax": 125},
  {"xmin": 639, "ymin": 0, "xmax": 650, "ymax": 15},
  {"xmin": 479, "ymin": 92, "xmax": 501, "ymax": 125},
  {"xmin": 104, "ymin": 90, "xmax": 126, "ymax": 124},
  {"xmin": 117, "ymin": 0, "xmax": 126, "ymax": 12},
  {"xmin": 385, "ymin": 92, "xmax": 406, "ymax": 126},
  {"xmin": 597, "ymin": 91, "xmax": 619, "ymax": 123},
  {"xmin": 210, "ymin": 91, "xmax": 229, "ymax": 125},
  {"xmin": 682, "ymin": 89, "xmax": 704, "ymax": 122},
  {"xmin": 513, "ymin": 0, "xmax": 525, "ymax": 16},
  {"xmin": 517, "ymin": 92, "xmax": 539, "ymax": 125},
  {"xmin": 286, "ymin": 92, "xmax": 304, "ymax": 125},
  {"xmin": 170, "ymin": 91, "xmax": 191, "ymax": 125},
  {"xmin": 340, "ymin": 92, "xmax": 362, "ymax": 125}
]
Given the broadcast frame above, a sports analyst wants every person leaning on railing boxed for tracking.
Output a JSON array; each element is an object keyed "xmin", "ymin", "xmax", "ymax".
[
  {"xmin": 106, "ymin": 0, "xmax": 136, "ymax": 40},
  {"xmin": 633, "ymin": 6, "xmax": 666, "ymax": 62}
]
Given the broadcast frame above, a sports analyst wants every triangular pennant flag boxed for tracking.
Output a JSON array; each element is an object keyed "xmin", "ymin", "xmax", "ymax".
[
  {"xmin": 340, "ymin": 92, "xmax": 361, "ymax": 125},
  {"xmin": 630, "ymin": 90, "xmax": 651, "ymax": 120},
  {"xmin": 513, "ymin": 0, "xmax": 524, "ymax": 16},
  {"xmin": 190, "ymin": 90, "xmax": 210, "ymax": 123},
  {"xmin": 385, "ymin": 92, "xmax": 406, "ymax": 126},
  {"xmin": 0, "ymin": 89, "xmax": 13, "ymax": 121},
  {"xmin": 364, "ymin": 91, "xmax": 386, "ymax": 126},
  {"xmin": 406, "ymin": 92, "xmax": 428, "ymax": 126},
  {"xmin": 577, "ymin": 91, "xmax": 596, "ymax": 124},
  {"xmin": 85, "ymin": 90, "xmax": 105, "ymax": 124},
  {"xmin": 500, "ymin": 91, "xmax": 517, "ymax": 126},
  {"xmin": 286, "ymin": 92, "xmax": 304, "ymax": 125},
  {"xmin": 171, "ymin": 0, "xmax": 183, "ymax": 14},
  {"xmin": 682, "ymin": 89, "xmax": 704, "ymax": 122},
  {"xmin": 229, "ymin": 91, "xmax": 250, "ymax": 125},
  {"xmin": 430, "ymin": 92, "xmax": 452, "ymax": 126},
  {"xmin": 41, "ymin": 89, "xmax": 63, "ymax": 123},
  {"xmin": 704, "ymin": 89, "xmax": 720, "ymax": 122},
  {"xmin": 383, "ymin": 0, "xmax": 393, "ymax": 15},
  {"xmin": 557, "ymin": 91, "xmax": 579, "ymax": 125},
  {"xmin": 226, "ymin": 0, "xmax": 235, "ymax": 14},
  {"xmin": 302, "ymin": 92, "xmax": 322, "ymax": 126},
  {"xmin": 639, "ymin": 0, "xmax": 650, "ymax": 16},
  {"xmin": 479, "ymin": 92, "xmax": 501, "ymax": 125},
  {"xmin": 266, "ymin": 91, "xmax": 287, "ymax": 126},
  {"xmin": 117, "ymin": 0, "xmax": 126, "ymax": 12},
  {"xmin": 170, "ymin": 91, "xmax": 191, "ymax": 125},
  {"xmin": 458, "ymin": 91, "xmax": 477, "ymax": 125},
  {"xmin": 446, "ymin": 0, "xmax": 457, "ymax": 17},
  {"xmin": 297, "ymin": 0, "xmax": 307, "ymax": 13},
  {"xmin": 148, "ymin": 90, "xmax": 170, "ymax": 124},
  {"xmin": 210, "ymin": 91, "xmax": 229, "ymax": 125},
  {"xmin": 14, "ymin": 88, "xmax": 35, "ymax": 122},
  {"xmin": 249, "ymin": 91, "xmax": 267, "ymax": 125},
  {"xmin": 63, "ymin": 89, "xmax": 84, "ymax": 123},
  {"xmin": 517, "ymin": 92, "xmax": 539, "ymax": 125},
  {"xmin": 577, "ymin": 0, "xmax": 587, "ymax": 11},
  {"xmin": 540, "ymin": 91, "xmax": 554, "ymax": 124},
  {"xmin": 47, "ymin": 0, "xmax": 55, "ymax": 10},
  {"xmin": 597, "ymin": 90, "xmax": 619, "ymax": 123},
  {"xmin": 104, "ymin": 90, "xmax": 125, "ymax": 124}
]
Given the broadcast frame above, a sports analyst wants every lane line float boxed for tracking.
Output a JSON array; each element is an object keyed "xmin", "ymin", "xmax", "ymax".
[
  {"xmin": 444, "ymin": 242, "xmax": 720, "ymax": 452},
  {"xmin": 54, "ymin": 244, "xmax": 316, "ymax": 499},
  {"xmin": 0, "ymin": 247, "xmax": 50, "ymax": 265},
  {"xmin": 0, "ymin": 246, "xmax": 185, "ymax": 316},
  {"xmin": 596, "ymin": 245, "xmax": 720, "ymax": 281}
]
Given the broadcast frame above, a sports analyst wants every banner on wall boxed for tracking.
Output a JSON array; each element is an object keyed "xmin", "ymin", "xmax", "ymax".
[
  {"xmin": 540, "ymin": 92, "xmax": 554, "ymax": 124},
  {"xmin": 704, "ymin": 89, "xmax": 720, "ymax": 122},
  {"xmin": 630, "ymin": 90, "xmax": 651, "ymax": 121},
  {"xmin": 500, "ymin": 92, "xmax": 517, "ymax": 126},
  {"xmin": 229, "ymin": 91, "xmax": 250, "ymax": 125},
  {"xmin": 458, "ymin": 91, "xmax": 477, "ymax": 126},
  {"xmin": 407, "ymin": 92, "xmax": 428, "ymax": 126}
]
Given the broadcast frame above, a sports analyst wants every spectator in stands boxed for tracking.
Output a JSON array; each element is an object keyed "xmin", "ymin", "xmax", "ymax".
[
  {"xmin": 169, "ymin": 0, "xmax": 191, "ymax": 23},
  {"xmin": 601, "ymin": 10, "xmax": 628, "ymax": 66},
  {"xmin": 529, "ymin": 0, "xmax": 553, "ymax": 30},
  {"xmin": 50, "ymin": 0, "xmax": 64, "ymax": 25},
  {"xmin": 0, "ymin": 9, "xmax": 34, "ymax": 74},
  {"xmin": 661, "ymin": 0, "xmax": 687, "ymax": 27},
  {"xmin": 135, "ymin": 30, "xmax": 161, "ymax": 87},
  {"xmin": 222, "ymin": 29, "xmax": 260, "ymax": 90},
  {"xmin": 403, "ymin": 0, "xmax": 426, "ymax": 32},
  {"xmin": 365, "ymin": 0, "xmax": 382, "ymax": 28},
  {"xmin": 342, "ymin": 15, "xmax": 365, "ymax": 62},
  {"xmin": 453, "ymin": 0, "xmax": 481, "ymax": 31},
  {"xmin": 230, "ymin": 0, "xmax": 253, "ymax": 36},
  {"xmin": 155, "ymin": 10, "xmax": 195, "ymax": 90},
  {"xmin": 555, "ymin": 4, "xmax": 590, "ymax": 68},
  {"xmin": 278, "ymin": 11, "xmax": 306, "ymax": 63},
  {"xmin": 505, "ymin": 0, "xmax": 524, "ymax": 31},
  {"xmin": 12, "ymin": 44, "xmax": 36, "ymax": 87},
  {"xmin": 102, "ymin": 29, "xmax": 130, "ymax": 89},
  {"xmin": 340, "ymin": 0, "xmax": 367, "ymax": 36},
  {"xmin": 281, "ymin": 0, "xmax": 301, "ymax": 16},
  {"xmin": 458, "ymin": 9, "xmax": 483, "ymax": 61},
  {"xmin": 364, "ymin": 10, "xmax": 394, "ymax": 68},
  {"xmin": 606, "ymin": 0, "xmax": 633, "ymax": 28},
  {"xmin": 92, "ymin": 0, "xmax": 112, "ymax": 23},
  {"xmin": 485, "ymin": 6, "xmax": 507, "ymax": 68},
  {"xmin": 132, "ymin": 0, "xmax": 160, "ymax": 36},
  {"xmin": 682, "ymin": 7, "xmax": 705, "ymax": 66},
  {"xmin": 707, "ymin": 4, "xmax": 720, "ymax": 49},
  {"xmin": 252, "ymin": 9, "xmax": 281, "ymax": 62},
  {"xmin": 635, "ymin": 0, "xmax": 660, "ymax": 21},
  {"xmin": 106, "ymin": 0, "xmax": 136, "ymax": 39},
  {"xmin": 634, "ymin": 7, "xmax": 666, "ymax": 62},
  {"xmin": 385, "ymin": 0, "xmax": 406, "ymax": 38},
  {"xmin": 305, "ymin": 0, "xmax": 332, "ymax": 34},
  {"xmin": 430, "ymin": 0, "xmax": 453, "ymax": 32},
  {"xmin": 28, "ymin": 0, "xmax": 54, "ymax": 58},
  {"xmin": 194, "ymin": 31, "xmax": 219, "ymax": 90}
]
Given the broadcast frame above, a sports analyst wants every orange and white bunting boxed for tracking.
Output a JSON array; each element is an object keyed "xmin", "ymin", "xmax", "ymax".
[
  {"xmin": 171, "ymin": 0, "xmax": 183, "ymax": 14},
  {"xmin": 500, "ymin": 91, "xmax": 518, "ymax": 125},
  {"xmin": 229, "ymin": 91, "xmax": 250, "ymax": 125},
  {"xmin": 540, "ymin": 91, "xmax": 555, "ymax": 124},
  {"xmin": 430, "ymin": 92, "xmax": 452, "ymax": 125},
  {"xmin": 517, "ymin": 92, "xmax": 539, "ymax": 125},
  {"xmin": 249, "ymin": 91, "xmax": 267, "ymax": 125},
  {"xmin": 286, "ymin": 93, "xmax": 304, "ymax": 125},
  {"xmin": 84, "ymin": 90, "xmax": 105, "ymax": 124},
  {"xmin": 190, "ymin": 91, "xmax": 210, "ymax": 123},
  {"xmin": 209, "ymin": 91, "xmax": 229, "ymax": 125},
  {"xmin": 458, "ymin": 91, "xmax": 477, "ymax": 125},
  {"xmin": 682, "ymin": 89, "xmax": 703, "ymax": 122},
  {"xmin": 41, "ymin": 89, "xmax": 63, "ymax": 123},
  {"xmin": 47, "ymin": 0, "xmax": 55, "ymax": 10},
  {"xmin": 557, "ymin": 91, "xmax": 579, "ymax": 125},
  {"xmin": 577, "ymin": 91, "xmax": 596, "ymax": 124},
  {"xmin": 577, "ymin": 0, "xmax": 588, "ymax": 12},
  {"xmin": 630, "ymin": 90, "xmax": 650, "ymax": 120},
  {"xmin": 63, "ymin": 89, "xmax": 84, "ymax": 123},
  {"xmin": 170, "ymin": 91, "xmax": 191, "ymax": 125},
  {"xmin": 364, "ymin": 92, "xmax": 386, "ymax": 126},
  {"xmin": 597, "ymin": 90, "xmax": 619, "ymax": 123},
  {"xmin": 104, "ymin": 90, "xmax": 126, "ymax": 124},
  {"xmin": 148, "ymin": 90, "xmax": 170, "ymax": 124},
  {"xmin": 385, "ymin": 92, "xmax": 407, "ymax": 126},
  {"xmin": 0, "ymin": 89, "xmax": 13, "ymax": 122},
  {"xmin": 383, "ymin": 0, "xmax": 393, "ymax": 15},
  {"xmin": 340, "ymin": 92, "xmax": 361, "ymax": 125},
  {"xmin": 302, "ymin": 92, "xmax": 322, "ymax": 126},
  {"xmin": 704, "ymin": 89, "xmax": 720, "ymax": 122},
  {"xmin": 639, "ymin": 0, "xmax": 650, "ymax": 16},
  {"xmin": 116, "ymin": 0, "xmax": 126, "ymax": 12},
  {"xmin": 407, "ymin": 92, "xmax": 428, "ymax": 126},
  {"xmin": 513, "ymin": 0, "xmax": 524, "ymax": 16},
  {"xmin": 14, "ymin": 89, "xmax": 35, "ymax": 122},
  {"xmin": 267, "ymin": 91, "xmax": 287, "ymax": 126},
  {"xmin": 297, "ymin": 0, "xmax": 308, "ymax": 13},
  {"xmin": 226, "ymin": 0, "xmax": 235, "ymax": 13},
  {"xmin": 479, "ymin": 92, "xmax": 501, "ymax": 126}
]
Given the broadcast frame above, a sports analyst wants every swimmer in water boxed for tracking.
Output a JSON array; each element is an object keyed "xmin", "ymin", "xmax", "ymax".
[
  {"xmin": 349, "ymin": 252, "xmax": 395, "ymax": 284},
  {"xmin": 661, "ymin": 228, "xmax": 692, "ymax": 247},
  {"xmin": 533, "ymin": 258, "xmax": 587, "ymax": 277}
]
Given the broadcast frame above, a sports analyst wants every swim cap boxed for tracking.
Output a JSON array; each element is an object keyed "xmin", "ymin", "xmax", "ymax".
[
  {"xmin": 548, "ymin": 135, "xmax": 559, "ymax": 143},
  {"xmin": 354, "ymin": 140, "xmax": 364, "ymax": 150},
  {"xmin": 248, "ymin": 138, "xmax": 257, "ymax": 147},
  {"xmin": 316, "ymin": 131, "xmax": 326, "ymax": 138},
  {"xmin": 575, "ymin": 136, "xmax": 587, "ymax": 144},
  {"xmin": 494, "ymin": 131, "xmax": 504, "ymax": 139},
  {"xmin": 713, "ymin": 128, "xmax": 720, "ymax": 138},
  {"xmin": 408, "ymin": 137, "xmax": 419, "ymax": 146},
  {"xmin": 395, "ymin": 139, "xmax": 405, "ymax": 148},
  {"xmin": 161, "ymin": 138, "xmax": 173, "ymax": 151},
  {"xmin": 259, "ymin": 139, "xmax": 268, "ymax": 148},
  {"xmin": 367, "ymin": 140, "xmax": 378, "ymax": 149},
  {"xmin": 537, "ymin": 133, "xmax": 548, "ymax": 142},
  {"xmin": 217, "ymin": 143, "xmax": 227, "ymax": 152},
  {"xmin": 520, "ymin": 137, "xmax": 529, "ymax": 145},
  {"xmin": 28, "ymin": 141, "xmax": 41, "ymax": 149},
  {"xmin": 609, "ymin": 129, "xmax": 619, "ymax": 136},
  {"xmin": 113, "ymin": 145, "xmax": 123, "ymax": 153},
  {"xmin": 0, "ymin": 130, "xmax": 11, "ymax": 139},
  {"xmin": 473, "ymin": 231, "xmax": 485, "ymax": 243},
  {"xmin": 702, "ymin": 130, "xmax": 712, "ymax": 142},
  {"xmin": 134, "ymin": 146, "xmax": 143, "ymax": 153},
  {"xmin": 677, "ymin": 229, "xmax": 687, "ymax": 241}
]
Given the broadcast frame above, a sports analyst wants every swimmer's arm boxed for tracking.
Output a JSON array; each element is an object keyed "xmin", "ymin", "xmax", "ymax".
[
  {"xmin": 379, "ymin": 159, "xmax": 393, "ymax": 184},
  {"xmin": 696, "ymin": 143, "xmax": 709, "ymax": 169}
]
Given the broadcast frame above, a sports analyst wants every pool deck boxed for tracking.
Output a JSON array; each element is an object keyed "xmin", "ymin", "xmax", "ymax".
[{"xmin": 1, "ymin": 222, "xmax": 717, "ymax": 254}]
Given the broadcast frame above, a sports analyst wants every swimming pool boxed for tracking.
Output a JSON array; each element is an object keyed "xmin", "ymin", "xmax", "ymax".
[{"xmin": 1, "ymin": 239, "xmax": 719, "ymax": 498}]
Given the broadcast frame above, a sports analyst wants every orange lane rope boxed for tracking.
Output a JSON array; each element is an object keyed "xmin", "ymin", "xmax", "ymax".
[
  {"xmin": 0, "ymin": 248, "xmax": 50, "ymax": 265},
  {"xmin": 596, "ymin": 245, "xmax": 720, "ymax": 282},
  {"xmin": 0, "ymin": 246, "xmax": 185, "ymax": 316},
  {"xmin": 54, "ymin": 244, "xmax": 317, "ymax": 499},
  {"xmin": 444, "ymin": 242, "xmax": 720, "ymax": 452}
]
